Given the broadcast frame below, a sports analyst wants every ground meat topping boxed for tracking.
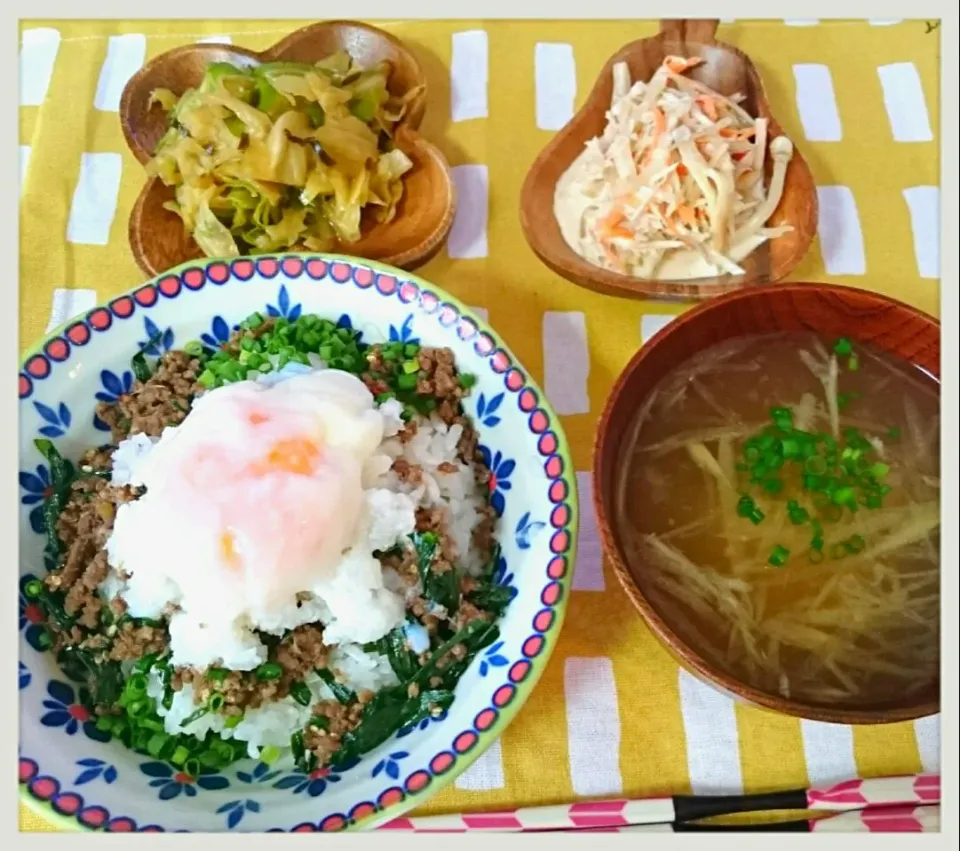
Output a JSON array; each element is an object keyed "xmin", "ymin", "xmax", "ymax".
[
  {"xmin": 45, "ymin": 477, "xmax": 137, "ymax": 627},
  {"xmin": 95, "ymin": 350, "xmax": 201, "ymax": 441},
  {"xmin": 108, "ymin": 621, "xmax": 169, "ymax": 661},
  {"xmin": 274, "ymin": 625, "xmax": 329, "ymax": 685},
  {"xmin": 304, "ymin": 697, "xmax": 367, "ymax": 766},
  {"xmin": 391, "ymin": 458, "xmax": 423, "ymax": 485}
]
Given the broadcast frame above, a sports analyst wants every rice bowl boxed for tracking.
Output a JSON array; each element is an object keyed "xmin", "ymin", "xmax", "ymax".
[{"xmin": 18, "ymin": 255, "xmax": 578, "ymax": 832}]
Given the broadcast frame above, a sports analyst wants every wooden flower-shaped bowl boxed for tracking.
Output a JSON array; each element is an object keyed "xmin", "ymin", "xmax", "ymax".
[
  {"xmin": 120, "ymin": 20, "xmax": 456, "ymax": 278},
  {"xmin": 520, "ymin": 19, "xmax": 818, "ymax": 301}
]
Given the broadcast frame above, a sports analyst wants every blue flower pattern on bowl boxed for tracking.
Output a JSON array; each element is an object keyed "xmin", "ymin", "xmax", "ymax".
[
  {"xmin": 478, "ymin": 446, "xmax": 515, "ymax": 516},
  {"xmin": 371, "ymin": 751, "xmax": 408, "ymax": 780},
  {"xmin": 138, "ymin": 316, "xmax": 175, "ymax": 356},
  {"xmin": 217, "ymin": 799, "xmax": 262, "ymax": 830},
  {"xmin": 478, "ymin": 641, "xmax": 510, "ymax": 678},
  {"xmin": 200, "ymin": 315, "xmax": 235, "ymax": 352},
  {"xmin": 273, "ymin": 767, "xmax": 342, "ymax": 797},
  {"xmin": 140, "ymin": 761, "xmax": 229, "ymax": 801},
  {"xmin": 515, "ymin": 511, "xmax": 546, "ymax": 551},
  {"xmin": 266, "ymin": 285, "xmax": 302, "ymax": 321},
  {"xmin": 19, "ymin": 465, "xmax": 52, "ymax": 534},
  {"xmin": 237, "ymin": 761, "xmax": 281, "ymax": 785},
  {"xmin": 93, "ymin": 368, "xmax": 136, "ymax": 431},
  {"xmin": 74, "ymin": 758, "xmax": 118, "ymax": 786},
  {"xmin": 19, "ymin": 662, "xmax": 31, "ymax": 690},
  {"xmin": 475, "ymin": 391, "xmax": 504, "ymax": 428},
  {"xmin": 388, "ymin": 314, "xmax": 418, "ymax": 345},
  {"xmin": 96, "ymin": 368, "xmax": 135, "ymax": 403},
  {"xmin": 33, "ymin": 401, "xmax": 71, "ymax": 439},
  {"xmin": 40, "ymin": 681, "xmax": 110, "ymax": 741}
]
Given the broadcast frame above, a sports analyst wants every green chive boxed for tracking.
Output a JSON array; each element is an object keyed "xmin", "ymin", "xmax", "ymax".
[
  {"xmin": 255, "ymin": 662, "xmax": 283, "ymax": 681},
  {"xmin": 290, "ymin": 681, "xmax": 312, "ymax": 707}
]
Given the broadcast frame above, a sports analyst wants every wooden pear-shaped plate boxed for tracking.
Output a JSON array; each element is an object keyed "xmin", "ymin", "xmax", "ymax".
[
  {"xmin": 120, "ymin": 20, "xmax": 456, "ymax": 278},
  {"xmin": 519, "ymin": 19, "xmax": 817, "ymax": 301}
]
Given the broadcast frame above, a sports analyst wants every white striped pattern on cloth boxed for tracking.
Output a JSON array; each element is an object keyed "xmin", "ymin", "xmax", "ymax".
[
  {"xmin": 564, "ymin": 657, "xmax": 623, "ymax": 796},
  {"xmin": 542, "ymin": 311, "xmax": 590, "ymax": 415},
  {"xmin": 450, "ymin": 30, "xmax": 488, "ymax": 122},
  {"xmin": 815, "ymin": 185, "xmax": 867, "ymax": 275},
  {"xmin": 572, "ymin": 471, "xmax": 604, "ymax": 592},
  {"xmin": 801, "ymin": 720, "xmax": 857, "ymax": 787}
]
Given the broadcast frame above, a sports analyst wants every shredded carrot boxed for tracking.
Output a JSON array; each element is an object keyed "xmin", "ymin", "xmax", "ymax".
[
  {"xmin": 652, "ymin": 107, "xmax": 667, "ymax": 136},
  {"xmin": 697, "ymin": 96, "xmax": 719, "ymax": 122},
  {"xmin": 676, "ymin": 204, "xmax": 698, "ymax": 227},
  {"xmin": 663, "ymin": 55, "xmax": 704, "ymax": 74}
]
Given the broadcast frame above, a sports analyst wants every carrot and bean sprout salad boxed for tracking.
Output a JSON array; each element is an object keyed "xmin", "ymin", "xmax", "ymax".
[{"xmin": 556, "ymin": 55, "xmax": 795, "ymax": 279}]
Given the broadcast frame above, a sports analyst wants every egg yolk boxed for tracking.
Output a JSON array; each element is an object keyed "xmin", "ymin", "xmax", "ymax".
[{"xmin": 248, "ymin": 437, "xmax": 322, "ymax": 478}]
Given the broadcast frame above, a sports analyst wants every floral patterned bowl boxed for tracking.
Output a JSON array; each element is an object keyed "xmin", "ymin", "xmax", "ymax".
[{"xmin": 18, "ymin": 254, "xmax": 578, "ymax": 833}]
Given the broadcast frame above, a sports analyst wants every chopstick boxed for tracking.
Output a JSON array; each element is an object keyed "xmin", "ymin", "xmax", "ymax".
[
  {"xmin": 610, "ymin": 805, "xmax": 941, "ymax": 833},
  {"xmin": 377, "ymin": 773, "xmax": 939, "ymax": 832}
]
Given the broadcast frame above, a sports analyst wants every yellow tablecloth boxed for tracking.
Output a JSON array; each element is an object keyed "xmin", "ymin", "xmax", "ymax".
[{"xmin": 19, "ymin": 18, "xmax": 940, "ymax": 832}]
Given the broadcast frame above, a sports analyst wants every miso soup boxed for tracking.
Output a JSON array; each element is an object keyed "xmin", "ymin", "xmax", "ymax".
[{"xmin": 616, "ymin": 332, "xmax": 940, "ymax": 707}]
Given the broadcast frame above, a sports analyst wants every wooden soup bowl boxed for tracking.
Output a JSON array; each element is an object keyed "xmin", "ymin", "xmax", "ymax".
[
  {"xmin": 593, "ymin": 283, "xmax": 940, "ymax": 724},
  {"xmin": 520, "ymin": 19, "xmax": 817, "ymax": 301},
  {"xmin": 120, "ymin": 20, "xmax": 455, "ymax": 278}
]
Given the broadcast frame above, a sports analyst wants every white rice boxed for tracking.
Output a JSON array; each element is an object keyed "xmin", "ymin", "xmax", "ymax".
[{"xmin": 102, "ymin": 361, "xmax": 494, "ymax": 753}]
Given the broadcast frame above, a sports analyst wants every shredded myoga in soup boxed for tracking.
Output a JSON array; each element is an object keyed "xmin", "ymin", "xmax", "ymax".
[
  {"xmin": 615, "ymin": 332, "xmax": 939, "ymax": 706},
  {"xmin": 25, "ymin": 312, "xmax": 510, "ymax": 776}
]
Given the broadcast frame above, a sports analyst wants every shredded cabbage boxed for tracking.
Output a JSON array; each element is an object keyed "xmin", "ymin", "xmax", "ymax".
[{"xmin": 145, "ymin": 51, "xmax": 415, "ymax": 258}]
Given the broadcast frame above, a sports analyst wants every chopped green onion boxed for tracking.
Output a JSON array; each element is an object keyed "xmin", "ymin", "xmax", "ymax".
[
  {"xmin": 224, "ymin": 713, "xmax": 243, "ymax": 729},
  {"xmin": 748, "ymin": 508, "xmax": 765, "ymax": 526},
  {"xmin": 847, "ymin": 354, "xmax": 859, "ymax": 372},
  {"xmin": 736, "ymin": 495, "xmax": 755, "ymax": 518},
  {"xmin": 260, "ymin": 745, "xmax": 282, "ymax": 765},
  {"xmin": 183, "ymin": 758, "xmax": 201, "ymax": 779},
  {"xmin": 24, "ymin": 579, "xmax": 44, "ymax": 599},
  {"xmin": 768, "ymin": 544, "xmax": 790, "ymax": 568},
  {"xmin": 833, "ymin": 337, "xmax": 853, "ymax": 356},
  {"xmin": 396, "ymin": 372, "xmax": 418, "ymax": 391},
  {"xmin": 459, "ymin": 373, "xmax": 477, "ymax": 389},
  {"xmin": 207, "ymin": 667, "xmax": 229, "ymax": 682},
  {"xmin": 309, "ymin": 715, "xmax": 330, "ymax": 731},
  {"xmin": 147, "ymin": 733, "xmax": 170, "ymax": 759},
  {"xmin": 207, "ymin": 693, "xmax": 225, "ymax": 712}
]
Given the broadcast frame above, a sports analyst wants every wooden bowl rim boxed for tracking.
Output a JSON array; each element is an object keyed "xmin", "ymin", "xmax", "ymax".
[
  {"xmin": 519, "ymin": 27, "xmax": 818, "ymax": 302},
  {"xmin": 119, "ymin": 19, "xmax": 454, "ymax": 278},
  {"xmin": 592, "ymin": 282, "xmax": 941, "ymax": 725}
]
